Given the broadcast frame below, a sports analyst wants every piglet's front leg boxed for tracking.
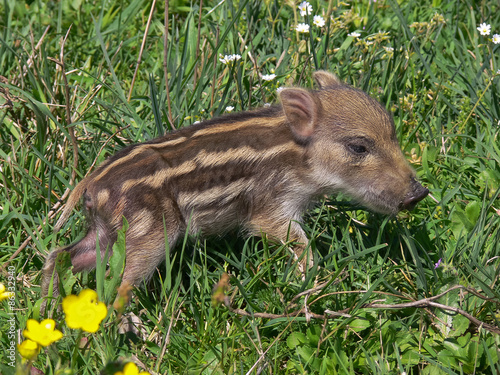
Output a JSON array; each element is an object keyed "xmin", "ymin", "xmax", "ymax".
[{"xmin": 247, "ymin": 210, "xmax": 313, "ymax": 274}]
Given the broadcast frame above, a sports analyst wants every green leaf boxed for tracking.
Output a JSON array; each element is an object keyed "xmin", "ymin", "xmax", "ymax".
[
  {"xmin": 55, "ymin": 251, "xmax": 78, "ymax": 297},
  {"xmin": 105, "ymin": 218, "xmax": 128, "ymax": 301},
  {"xmin": 451, "ymin": 206, "xmax": 472, "ymax": 237},
  {"xmin": 287, "ymin": 332, "xmax": 307, "ymax": 349},
  {"xmin": 464, "ymin": 201, "xmax": 481, "ymax": 226},
  {"xmin": 450, "ymin": 314, "xmax": 469, "ymax": 337},
  {"xmin": 306, "ymin": 325, "xmax": 322, "ymax": 346},
  {"xmin": 437, "ymin": 348, "xmax": 460, "ymax": 368},
  {"xmin": 297, "ymin": 345, "xmax": 315, "ymax": 363},
  {"xmin": 442, "ymin": 339, "xmax": 461, "ymax": 353},
  {"xmin": 421, "ymin": 364, "xmax": 449, "ymax": 375},
  {"xmin": 478, "ymin": 169, "xmax": 500, "ymax": 198},
  {"xmin": 349, "ymin": 316, "xmax": 372, "ymax": 333}
]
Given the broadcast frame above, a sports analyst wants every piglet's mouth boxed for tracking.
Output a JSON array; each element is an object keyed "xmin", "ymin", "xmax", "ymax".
[{"xmin": 400, "ymin": 179, "xmax": 429, "ymax": 211}]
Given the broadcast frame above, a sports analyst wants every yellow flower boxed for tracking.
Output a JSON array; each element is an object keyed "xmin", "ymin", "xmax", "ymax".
[
  {"xmin": 0, "ymin": 282, "xmax": 14, "ymax": 302},
  {"xmin": 18, "ymin": 339, "xmax": 40, "ymax": 360},
  {"xmin": 23, "ymin": 319, "xmax": 63, "ymax": 347},
  {"xmin": 62, "ymin": 289, "xmax": 107, "ymax": 333},
  {"xmin": 114, "ymin": 362, "xmax": 151, "ymax": 375}
]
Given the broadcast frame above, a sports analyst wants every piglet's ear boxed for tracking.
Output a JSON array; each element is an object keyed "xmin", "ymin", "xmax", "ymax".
[
  {"xmin": 313, "ymin": 70, "xmax": 341, "ymax": 89},
  {"xmin": 280, "ymin": 88, "xmax": 318, "ymax": 141}
]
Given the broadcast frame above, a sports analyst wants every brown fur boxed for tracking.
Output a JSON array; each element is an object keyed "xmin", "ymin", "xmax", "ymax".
[{"xmin": 42, "ymin": 71, "xmax": 428, "ymax": 299}]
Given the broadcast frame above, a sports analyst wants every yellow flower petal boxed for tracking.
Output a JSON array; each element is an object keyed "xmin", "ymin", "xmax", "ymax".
[
  {"xmin": 0, "ymin": 282, "xmax": 14, "ymax": 302},
  {"xmin": 18, "ymin": 339, "xmax": 40, "ymax": 360},
  {"xmin": 63, "ymin": 289, "xmax": 108, "ymax": 333},
  {"xmin": 114, "ymin": 362, "xmax": 151, "ymax": 375},
  {"xmin": 23, "ymin": 319, "xmax": 63, "ymax": 347}
]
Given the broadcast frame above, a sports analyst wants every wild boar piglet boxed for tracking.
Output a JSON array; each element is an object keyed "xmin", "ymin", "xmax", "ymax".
[{"xmin": 42, "ymin": 71, "xmax": 428, "ymax": 297}]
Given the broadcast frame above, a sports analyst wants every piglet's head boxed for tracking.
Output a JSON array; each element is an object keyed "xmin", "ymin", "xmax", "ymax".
[{"xmin": 280, "ymin": 70, "xmax": 428, "ymax": 214}]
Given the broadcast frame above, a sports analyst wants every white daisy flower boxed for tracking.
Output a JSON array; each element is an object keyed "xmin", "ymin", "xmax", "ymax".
[
  {"xmin": 313, "ymin": 15, "xmax": 325, "ymax": 28},
  {"xmin": 296, "ymin": 23, "xmax": 310, "ymax": 33},
  {"xmin": 477, "ymin": 23, "xmax": 491, "ymax": 36},
  {"xmin": 492, "ymin": 34, "xmax": 500, "ymax": 44},
  {"xmin": 298, "ymin": 1, "xmax": 313, "ymax": 16},
  {"xmin": 219, "ymin": 55, "xmax": 230, "ymax": 64},
  {"xmin": 261, "ymin": 74, "xmax": 276, "ymax": 81},
  {"xmin": 348, "ymin": 32, "xmax": 361, "ymax": 38},
  {"xmin": 219, "ymin": 54, "xmax": 242, "ymax": 65}
]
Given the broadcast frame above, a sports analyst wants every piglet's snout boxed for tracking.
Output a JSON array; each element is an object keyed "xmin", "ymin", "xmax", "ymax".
[{"xmin": 401, "ymin": 178, "xmax": 429, "ymax": 211}]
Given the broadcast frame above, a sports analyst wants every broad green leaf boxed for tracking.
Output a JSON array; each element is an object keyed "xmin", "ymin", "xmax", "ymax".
[
  {"xmin": 287, "ymin": 332, "xmax": 307, "ymax": 348},
  {"xmin": 464, "ymin": 201, "xmax": 481, "ymax": 226}
]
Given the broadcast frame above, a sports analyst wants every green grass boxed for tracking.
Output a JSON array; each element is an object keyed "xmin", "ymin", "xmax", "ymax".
[{"xmin": 1, "ymin": 0, "xmax": 499, "ymax": 374}]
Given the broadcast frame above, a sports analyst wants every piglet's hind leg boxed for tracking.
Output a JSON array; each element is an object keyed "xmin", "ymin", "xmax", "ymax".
[{"xmin": 42, "ymin": 225, "xmax": 113, "ymax": 299}]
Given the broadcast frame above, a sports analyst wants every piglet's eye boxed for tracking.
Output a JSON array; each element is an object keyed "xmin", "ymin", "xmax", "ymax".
[{"xmin": 347, "ymin": 143, "xmax": 368, "ymax": 155}]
